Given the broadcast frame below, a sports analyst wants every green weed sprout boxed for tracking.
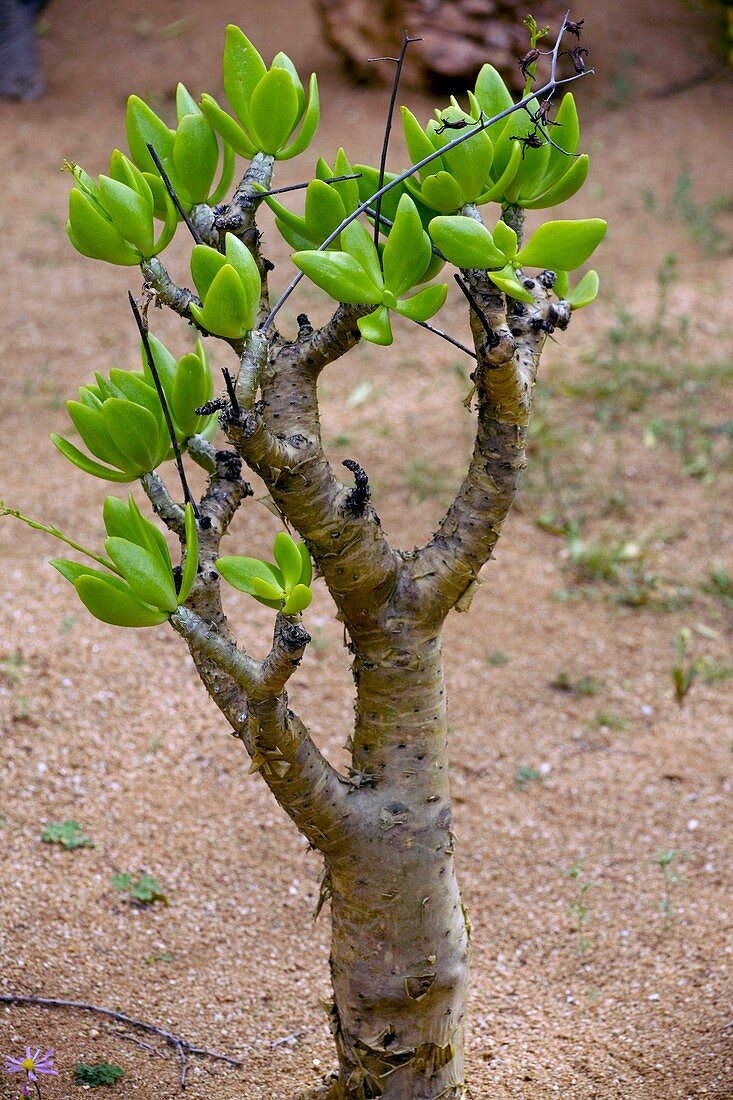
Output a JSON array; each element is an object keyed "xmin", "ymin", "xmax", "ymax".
[
  {"xmin": 3, "ymin": 14, "xmax": 604, "ymax": 1096},
  {"xmin": 563, "ymin": 861, "xmax": 596, "ymax": 954},
  {"xmin": 672, "ymin": 627, "xmax": 703, "ymax": 705},
  {"xmin": 652, "ymin": 850, "xmax": 683, "ymax": 931}
]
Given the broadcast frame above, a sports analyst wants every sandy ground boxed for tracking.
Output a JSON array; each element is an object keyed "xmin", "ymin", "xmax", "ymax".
[{"xmin": 1, "ymin": 1, "xmax": 732, "ymax": 1097}]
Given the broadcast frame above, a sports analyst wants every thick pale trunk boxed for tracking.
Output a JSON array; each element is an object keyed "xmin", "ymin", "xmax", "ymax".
[{"xmin": 323, "ymin": 631, "xmax": 469, "ymax": 1099}]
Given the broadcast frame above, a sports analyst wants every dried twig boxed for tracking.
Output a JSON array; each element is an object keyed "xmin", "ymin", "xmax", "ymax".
[
  {"xmin": 0, "ymin": 993, "xmax": 244, "ymax": 1090},
  {"xmin": 369, "ymin": 30, "xmax": 422, "ymax": 254},
  {"xmin": 146, "ymin": 142, "xmax": 203, "ymax": 245},
  {"xmin": 128, "ymin": 291, "xmax": 199, "ymax": 518}
]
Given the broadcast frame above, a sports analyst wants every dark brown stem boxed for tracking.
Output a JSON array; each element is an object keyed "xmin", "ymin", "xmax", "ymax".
[
  {"xmin": 128, "ymin": 292, "xmax": 199, "ymax": 518},
  {"xmin": 371, "ymin": 31, "xmax": 422, "ymax": 255},
  {"xmin": 146, "ymin": 142, "xmax": 203, "ymax": 244}
]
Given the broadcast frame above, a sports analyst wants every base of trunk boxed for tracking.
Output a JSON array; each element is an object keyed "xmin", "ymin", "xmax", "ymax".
[{"xmin": 303, "ymin": 1072, "xmax": 464, "ymax": 1100}]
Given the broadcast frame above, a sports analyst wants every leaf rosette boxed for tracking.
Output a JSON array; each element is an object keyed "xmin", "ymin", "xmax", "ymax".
[
  {"xmin": 50, "ymin": 497, "xmax": 199, "ymax": 628},
  {"xmin": 292, "ymin": 195, "xmax": 448, "ymax": 345},
  {"xmin": 52, "ymin": 337, "xmax": 216, "ymax": 482},
  {"xmin": 126, "ymin": 82, "xmax": 235, "ymax": 216},
  {"xmin": 218, "ymin": 531, "xmax": 314, "ymax": 615},
  {"xmin": 200, "ymin": 26, "xmax": 319, "ymax": 160},
  {"xmin": 65, "ymin": 151, "xmax": 177, "ymax": 266}
]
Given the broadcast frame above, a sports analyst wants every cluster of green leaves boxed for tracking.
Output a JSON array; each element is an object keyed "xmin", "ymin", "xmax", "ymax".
[
  {"xmin": 430, "ymin": 213, "xmax": 603, "ymax": 305},
  {"xmin": 52, "ymin": 336, "xmax": 215, "ymax": 481},
  {"xmin": 111, "ymin": 871, "xmax": 168, "ymax": 906},
  {"xmin": 51, "ymin": 496, "xmax": 198, "ymax": 628},
  {"xmin": 401, "ymin": 65, "xmax": 588, "ymax": 215},
  {"xmin": 42, "ymin": 819, "xmax": 94, "ymax": 849},
  {"xmin": 201, "ymin": 26, "xmax": 319, "ymax": 160},
  {"xmin": 293, "ymin": 196, "xmax": 447, "ymax": 345},
  {"xmin": 127, "ymin": 82, "xmax": 235, "ymax": 212},
  {"xmin": 75, "ymin": 1062, "xmax": 125, "ymax": 1087},
  {"xmin": 66, "ymin": 152, "xmax": 177, "ymax": 266},
  {"xmin": 189, "ymin": 233, "xmax": 261, "ymax": 338},
  {"xmin": 218, "ymin": 531, "xmax": 313, "ymax": 614},
  {"xmin": 46, "ymin": 22, "xmax": 607, "ymax": 632}
]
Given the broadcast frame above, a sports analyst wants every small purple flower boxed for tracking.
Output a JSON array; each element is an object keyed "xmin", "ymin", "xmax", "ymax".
[{"xmin": 4, "ymin": 1047, "xmax": 58, "ymax": 1091}]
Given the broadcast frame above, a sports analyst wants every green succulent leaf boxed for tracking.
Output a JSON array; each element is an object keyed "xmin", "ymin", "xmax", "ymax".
[
  {"xmin": 216, "ymin": 556, "xmax": 284, "ymax": 596},
  {"xmin": 176, "ymin": 82, "xmax": 199, "ymax": 119},
  {"xmin": 487, "ymin": 266, "xmax": 534, "ymax": 302},
  {"xmin": 418, "ymin": 171, "xmax": 466, "ymax": 214},
  {"xmin": 516, "ymin": 218, "xmax": 607, "ymax": 270},
  {"xmin": 305, "ymin": 179, "xmax": 347, "ymax": 244},
  {"xmin": 172, "ymin": 352, "xmax": 212, "ymax": 437},
  {"xmin": 434, "ymin": 113, "xmax": 493, "ymax": 204},
  {"xmin": 104, "ymin": 537, "xmax": 178, "ymax": 612},
  {"xmin": 251, "ymin": 576, "xmax": 286, "ymax": 602},
  {"xmin": 222, "ymin": 25, "xmax": 266, "ymax": 127},
  {"xmin": 492, "ymin": 219, "xmax": 518, "ymax": 259},
  {"xmin": 121, "ymin": 495, "xmax": 172, "ymax": 569},
  {"xmin": 394, "ymin": 283, "xmax": 448, "ymax": 322},
  {"xmin": 224, "ymin": 233, "xmax": 262, "ymax": 316},
  {"xmin": 520, "ymin": 154, "xmax": 589, "ymax": 210},
  {"xmin": 75, "ymin": 574, "xmax": 169, "ymax": 628},
  {"xmin": 272, "ymin": 51, "xmax": 305, "ymax": 115},
  {"xmin": 249, "ymin": 67, "xmax": 299, "ymax": 154},
  {"xmin": 190, "ymin": 243, "xmax": 228, "ymax": 301},
  {"xmin": 554, "ymin": 270, "xmax": 570, "ymax": 298},
  {"xmin": 102, "ymin": 496, "xmax": 137, "ymax": 541},
  {"xmin": 566, "ymin": 269, "xmax": 600, "ymax": 309},
  {"xmin": 341, "ymin": 220, "xmax": 383, "ymax": 291},
  {"xmin": 107, "ymin": 371, "xmax": 160, "ymax": 417},
  {"xmin": 429, "ymin": 216, "xmax": 506, "ymax": 270},
  {"xmin": 102, "ymin": 400, "xmax": 161, "ymax": 471},
  {"xmin": 278, "ymin": 73, "xmax": 320, "ymax": 160},
  {"xmin": 357, "ymin": 305, "xmax": 393, "ymax": 345},
  {"xmin": 172, "ymin": 112, "xmax": 219, "ymax": 203},
  {"xmin": 473, "ymin": 64, "xmax": 514, "ymax": 122},
  {"xmin": 199, "ymin": 93, "xmax": 258, "ymax": 159},
  {"xmin": 476, "ymin": 140, "xmax": 522, "ymax": 205},
  {"xmin": 51, "ymin": 434, "xmax": 137, "ymax": 482},
  {"xmin": 382, "ymin": 195, "xmax": 431, "ymax": 296},
  {"xmin": 141, "ymin": 332, "xmax": 178, "ymax": 392},
  {"xmin": 50, "ymin": 559, "xmax": 111, "ymax": 586},
  {"xmin": 401, "ymin": 107, "xmax": 442, "ymax": 182},
  {"xmin": 329, "ymin": 147, "xmax": 360, "ymax": 211},
  {"xmin": 178, "ymin": 503, "xmax": 200, "ymax": 604},
  {"xmin": 66, "ymin": 401, "xmax": 137, "ymax": 471},
  {"xmin": 191, "ymin": 264, "xmax": 253, "ymax": 339},
  {"xmin": 125, "ymin": 95, "xmax": 176, "ymax": 194},
  {"xmin": 282, "ymin": 583, "xmax": 313, "ymax": 615},
  {"xmin": 292, "ymin": 250, "xmax": 383, "ymax": 305},
  {"xmin": 297, "ymin": 541, "xmax": 312, "ymax": 587},
  {"xmin": 67, "ymin": 189, "xmax": 141, "ymax": 266},
  {"xmin": 273, "ymin": 532, "xmax": 304, "ymax": 591}
]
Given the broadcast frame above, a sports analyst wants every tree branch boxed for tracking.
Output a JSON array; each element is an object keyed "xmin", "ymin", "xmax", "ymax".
[
  {"xmin": 170, "ymin": 607, "xmax": 351, "ymax": 853},
  {"xmin": 409, "ymin": 269, "xmax": 564, "ymax": 619},
  {"xmin": 0, "ymin": 994, "xmax": 243, "ymax": 1090},
  {"xmin": 140, "ymin": 471, "xmax": 186, "ymax": 535},
  {"xmin": 297, "ymin": 302, "xmax": 374, "ymax": 376}
]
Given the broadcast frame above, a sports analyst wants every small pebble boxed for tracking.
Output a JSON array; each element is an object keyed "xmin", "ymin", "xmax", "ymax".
[{"xmin": 687, "ymin": 819, "xmax": 699, "ymax": 831}]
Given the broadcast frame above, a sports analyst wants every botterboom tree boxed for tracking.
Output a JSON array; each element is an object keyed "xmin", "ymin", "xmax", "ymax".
[{"xmin": 3, "ymin": 14, "xmax": 604, "ymax": 1099}]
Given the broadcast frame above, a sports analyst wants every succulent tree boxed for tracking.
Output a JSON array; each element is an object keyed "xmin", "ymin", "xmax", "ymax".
[{"xmin": 2, "ymin": 14, "xmax": 604, "ymax": 1099}]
